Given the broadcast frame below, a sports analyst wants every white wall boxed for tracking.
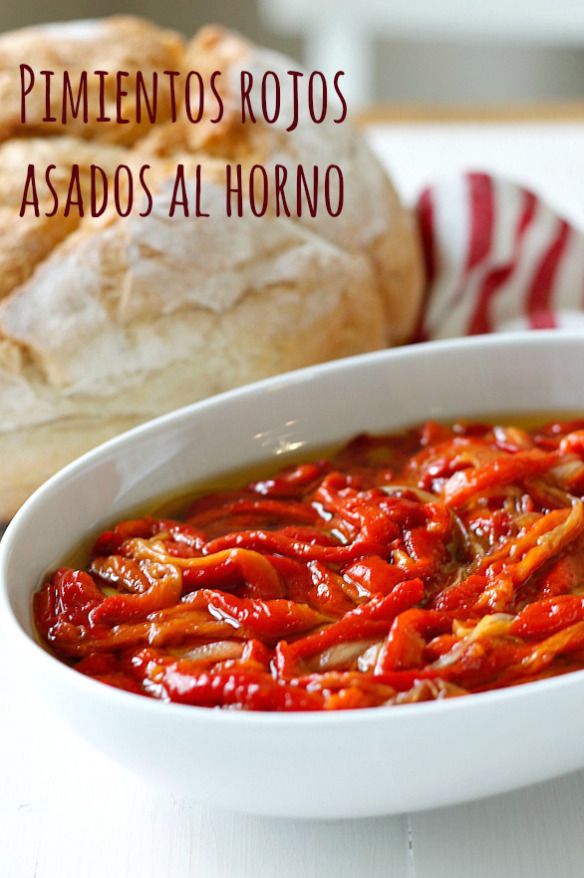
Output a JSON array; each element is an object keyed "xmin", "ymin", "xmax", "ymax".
[
  {"xmin": 374, "ymin": 40, "xmax": 584, "ymax": 103},
  {"xmin": 1, "ymin": 0, "xmax": 583, "ymax": 105}
]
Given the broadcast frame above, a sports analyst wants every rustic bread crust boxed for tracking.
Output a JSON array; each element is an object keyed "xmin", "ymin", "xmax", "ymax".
[
  {"xmin": 0, "ymin": 137, "xmax": 128, "ymax": 300},
  {"xmin": 0, "ymin": 17, "xmax": 185, "ymax": 144}
]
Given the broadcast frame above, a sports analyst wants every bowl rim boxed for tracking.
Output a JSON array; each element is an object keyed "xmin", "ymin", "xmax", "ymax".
[{"xmin": 3, "ymin": 328, "xmax": 584, "ymax": 725}]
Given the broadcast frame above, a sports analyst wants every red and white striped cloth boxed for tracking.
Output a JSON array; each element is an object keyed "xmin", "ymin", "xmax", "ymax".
[{"xmin": 414, "ymin": 172, "xmax": 584, "ymax": 340}]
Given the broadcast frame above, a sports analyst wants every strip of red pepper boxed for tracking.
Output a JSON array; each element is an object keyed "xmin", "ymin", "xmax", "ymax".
[
  {"xmin": 92, "ymin": 517, "xmax": 206, "ymax": 557},
  {"xmin": 443, "ymin": 450, "xmax": 556, "ymax": 508},
  {"xmin": 185, "ymin": 589, "xmax": 329, "ymax": 640},
  {"xmin": 131, "ymin": 648, "xmax": 323, "ymax": 711},
  {"xmin": 375, "ymin": 608, "xmax": 452, "ymax": 673},
  {"xmin": 274, "ymin": 578, "xmax": 424, "ymax": 677}
]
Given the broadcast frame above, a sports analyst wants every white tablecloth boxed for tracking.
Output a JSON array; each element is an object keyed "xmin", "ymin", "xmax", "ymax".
[{"xmin": 3, "ymin": 122, "xmax": 584, "ymax": 878}]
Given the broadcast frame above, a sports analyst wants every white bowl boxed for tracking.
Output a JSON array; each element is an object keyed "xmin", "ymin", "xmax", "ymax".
[{"xmin": 3, "ymin": 332, "xmax": 584, "ymax": 819}]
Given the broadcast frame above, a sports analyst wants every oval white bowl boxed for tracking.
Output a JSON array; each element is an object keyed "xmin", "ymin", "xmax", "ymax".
[{"xmin": 3, "ymin": 332, "xmax": 584, "ymax": 819}]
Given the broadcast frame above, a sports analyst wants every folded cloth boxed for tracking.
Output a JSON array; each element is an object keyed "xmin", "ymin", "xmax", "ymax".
[{"xmin": 415, "ymin": 172, "xmax": 584, "ymax": 340}]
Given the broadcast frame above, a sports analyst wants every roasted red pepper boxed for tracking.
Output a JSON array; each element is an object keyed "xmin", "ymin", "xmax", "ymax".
[{"xmin": 32, "ymin": 419, "xmax": 584, "ymax": 710}]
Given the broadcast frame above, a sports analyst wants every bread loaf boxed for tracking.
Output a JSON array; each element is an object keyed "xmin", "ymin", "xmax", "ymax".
[{"xmin": 0, "ymin": 18, "xmax": 423, "ymax": 518}]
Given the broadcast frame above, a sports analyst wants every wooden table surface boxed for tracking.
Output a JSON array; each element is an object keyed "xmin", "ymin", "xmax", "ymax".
[{"xmin": 4, "ymin": 107, "xmax": 584, "ymax": 878}]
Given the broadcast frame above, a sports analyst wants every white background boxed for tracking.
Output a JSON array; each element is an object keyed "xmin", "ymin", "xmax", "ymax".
[{"xmin": 3, "ymin": 122, "xmax": 584, "ymax": 877}]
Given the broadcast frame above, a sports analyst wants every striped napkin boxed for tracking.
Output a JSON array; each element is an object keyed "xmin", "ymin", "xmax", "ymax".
[{"xmin": 414, "ymin": 172, "xmax": 584, "ymax": 341}]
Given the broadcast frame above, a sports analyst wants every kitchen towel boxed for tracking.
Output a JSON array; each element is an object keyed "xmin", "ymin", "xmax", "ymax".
[{"xmin": 415, "ymin": 172, "xmax": 584, "ymax": 340}]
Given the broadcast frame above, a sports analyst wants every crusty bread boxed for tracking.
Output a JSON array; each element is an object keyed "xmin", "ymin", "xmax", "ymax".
[
  {"xmin": 0, "ymin": 137, "xmax": 128, "ymax": 298},
  {"xmin": 0, "ymin": 17, "xmax": 185, "ymax": 144},
  {"xmin": 0, "ymin": 19, "xmax": 423, "ymax": 519}
]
